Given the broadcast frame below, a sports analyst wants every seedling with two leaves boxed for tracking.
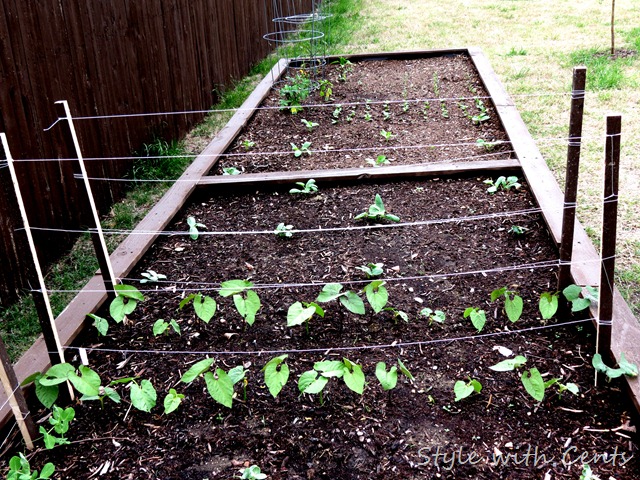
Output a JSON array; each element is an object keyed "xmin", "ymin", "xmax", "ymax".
[
  {"xmin": 140, "ymin": 269, "xmax": 166, "ymax": 283},
  {"xmin": 375, "ymin": 359, "xmax": 414, "ymax": 393},
  {"xmin": 356, "ymin": 262, "xmax": 384, "ymax": 278},
  {"xmin": 298, "ymin": 358, "xmax": 365, "ymax": 405},
  {"xmin": 223, "ymin": 167, "xmax": 242, "ymax": 175},
  {"xmin": 153, "ymin": 318, "xmax": 181, "ymax": 336},
  {"xmin": 289, "ymin": 178, "xmax": 318, "ymax": 194},
  {"xmin": 287, "ymin": 301, "xmax": 325, "ymax": 333},
  {"xmin": 454, "ymin": 378, "xmax": 482, "ymax": 401},
  {"xmin": 240, "ymin": 465, "xmax": 268, "ymax": 480},
  {"xmin": 301, "ymin": 119, "xmax": 319, "ymax": 131},
  {"xmin": 562, "ymin": 284, "xmax": 598, "ymax": 312},
  {"xmin": 187, "ymin": 216, "xmax": 206, "ymax": 239},
  {"xmin": 316, "ymin": 283, "xmax": 365, "ymax": 315},
  {"xmin": 464, "ymin": 306, "xmax": 487, "ymax": 332},
  {"xmin": 419, "ymin": 307, "xmax": 446, "ymax": 325},
  {"xmin": 179, "ymin": 292, "xmax": 217, "ymax": 323},
  {"xmin": 219, "ymin": 279, "xmax": 261, "ymax": 326},
  {"xmin": 291, "ymin": 141, "xmax": 312, "ymax": 157},
  {"xmin": 274, "ymin": 223, "xmax": 294, "ymax": 238},
  {"xmin": 484, "ymin": 176, "xmax": 521, "ymax": 193},
  {"xmin": 592, "ymin": 352, "xmax": 638, "ymax": 380},
  {"xmin": 365, "ymin": 155, "xmax": 390, "ymax": 167},
  {"xmin": 181, "ymin": 358, "xmax": 247, "ymax": 408},
  {"xmin": 491, "ymin": 286, "xmax": 523, "ymax": 322},
  {"xmin": 354, "ymin": 194, "xmax": 400, "ymax": 223},
  {"xmin": 380, "ymin": 129, "xmax": 396, "ymax": 141},
  {"xmin": 263, "ymin": 355, "xmax": 290, "ymax": 398}
]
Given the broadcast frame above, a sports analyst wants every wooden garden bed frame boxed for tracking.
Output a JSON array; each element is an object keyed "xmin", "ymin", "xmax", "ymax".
[{"xmin": 2, "ymin": 48, "xmax": 638, "ymax": 428}]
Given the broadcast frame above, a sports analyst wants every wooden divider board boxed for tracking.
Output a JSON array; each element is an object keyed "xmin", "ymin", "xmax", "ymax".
[{"xmin": 2, "ymin": 49, "xmax": 638, "ymax": 427}]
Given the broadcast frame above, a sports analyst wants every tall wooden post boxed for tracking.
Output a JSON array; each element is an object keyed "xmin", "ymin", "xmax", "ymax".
[
  {"xmin": 0, "ymin": 336, "xmax": 36, "ymax": 449},
  {"xmin": 557, "ymin": 67, "xmax": 586, "ymax": 311},
  {"xmin": 595, "ymin": 114, "xmax": 621, "ymax": 380}
]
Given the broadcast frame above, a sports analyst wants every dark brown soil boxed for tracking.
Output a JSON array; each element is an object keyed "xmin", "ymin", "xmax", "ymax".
[{"xmin": 7, "ymin": 54, "xmax": 638, "ymax": 480}]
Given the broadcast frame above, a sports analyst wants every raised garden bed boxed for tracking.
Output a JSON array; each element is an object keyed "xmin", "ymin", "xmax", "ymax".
[{"xmin": 3, "ymin": 49, "xmax": 639, "ymax": 480}]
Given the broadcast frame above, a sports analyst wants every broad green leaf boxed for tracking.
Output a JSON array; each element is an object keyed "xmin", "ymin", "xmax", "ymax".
[
  {"xmin": 397, "ymin": 358, "xmax": 415, "ymax": 381},
  {"xmin": 364, "ymin": 280, "xmax": 388, "ymax": 313},
  {"xmin": 306, "ymin": 302, "xmax": 325, "ymax": 317},
  {"xmin": 342, "ymin": 361, "xmax": 365, "ymax": 394},
  {"xmin": 571, "ymin": 297, "xmax": 591, "ymax": 312},
  {"xmin": 68, "ymin": 366, "xmax": 101, "ymax": 397},
  {"xmin": 489, "ymin": 355, "xmax": 527, "ymax": 372},
  {"xmin": 227, "ymin": 365, "xmax": 246, "ymax": 385},
  {"xmin": 263, "ymin": 355, "xmax": 290, "ymax": 398},
  {"xmin": 102, "ymin": 386, "xmax": 121, "ymax": 403},
  {"xmin": 490, "ymin": 287, "xmax": 506, "ymax": 302},
  {"xmin": 287, "ymin": 301, "xmax": 316, "ymax": 327},
  {"xmin": 298, "ymin": 370, "xmax": 329, "ymax": 394},
  {"xmin": 619, "ymin": 352, "xmax": 639, "ymax": 377},
  {"xmin": 340, "ymin": 290, "xmax": 365, "ymax": 315},
  {"xmin": 314, "ymin": 360, "xmax": 345, "ymax": 378},
  {"xmin": 591, "ymin": 353, "xmax": 608, "ymax": 373},
  {"xmin": 317, "ymin": 283, "xmax": 343, "ymax": 303},
  {"xmin": 130, "ymin": 379, "xmax": 157, "ymax": 412},
  {"xmin": 505, "ymin": 294, "xmax": 523, "ymax": 322},
  {"xmin": 432, "ymin": 310, "xmax": 446, "ymax": 323},
  {"xmin": 539, "ymin": 292, "xmax": 559, "ymax": 319},
  {"xmin": 163, "ymin": 388, "xmax": 185, "ymax": 415},
  {"xmin": 559, "ymin": 383, "xmax": 579, "ymax": 395},
  {"xmin": 234, "ymin": 290, "xmax": 261, "ymax": 325},
  {"xmin": 204, "ymin": 369, "xmax": 234, "ymax": 408},
  {"xmin": 169, "ymin": 319, "xmax": 181, "ymax": 334},
  {"xmin": 178, "ymin": 293, "xmax": 196, "ymax": 310},
  {"xmin": 454, "ymin": 380, "xmax": 475, "ymax": 401},
  {"xmin": 87, "ymin": 313, "xmax": 109, "ymax": 336},
  {"xmin": 152, "ymin": 319, "xmax": 169, "ymax": 336},
  {"xmin": 110, "ymin": 295, "xmax": 137, "ymax": 323},
  {"xmin": 562, "ymin": 284, "xmax": 582, "ymax": 302},
  {"xmin": 181, "ymin": 358, "xmax": 215, "ymax": 383},
  {"xmin": 35, "ymin": 381, "xmax": 59, "ymax": 409},
  {"xmin": 469, "ymin": 309, "xmax": 486, "ymax": 332},
  {"xmin": 114, "ymin": 284, "xmax": 145, "ymax": 301},
  {"xmin": 521, "ymin": 368, "xmax": 545, "ymax": 402},
  {"xmin": 193, "ymin": 294, "xmax": 216, "ymax": 323},
  {"xmin": 40, "ymin": 462, "xmax": 56, "ymax": 478},
  {"xmin": 375, "ymin": 362, "xmax": 397, "ymax": 391},
  {"xmin": 469, "ymin": 379, "xmax": 482, "ymax": 393},
  {"xmin": 219, "ymin": 279, "xmax": 253, "ymax": 297},
  {"xmin": 39, "ymin": 363, "xmax": 75, "ymax": 386}
]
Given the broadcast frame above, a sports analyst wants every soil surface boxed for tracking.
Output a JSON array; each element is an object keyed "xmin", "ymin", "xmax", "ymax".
[{"xmin": 6, "ymin": 54, "xmax": 639, "ymax": 480}]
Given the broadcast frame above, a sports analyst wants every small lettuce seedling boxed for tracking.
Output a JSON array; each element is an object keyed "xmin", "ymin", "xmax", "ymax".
[
  {"xmin": 463, "ymin": 306, "xmax": 487, "ymax": 332},
  {"xmin": 491, "ymin": 286, "xmax": 523, "ymax": 322},
  {"xmin": 375, "ymin": 359, "xmax": 414, "ymax": 392},
  {"xmin": 316, "ymin": 283, "xmax": 365, "ymax": 315},
  {"xmin": 263, "ymin": 355, "xmax": 290, "ymax": 398},
  {"xmin": 241, "ymin": 139, "xmax": 255, "ymax": 150},
  {"xmin": 291, "ymin": 141, "xmax": 312, "ymax": 157},
  {"xmin": 484, "ymin": 176, "xmax": 521, "ymax": 193},
  {"xmin": 562, "ymin": 284, "xmax": 598, "ymax": 312},
  {"xmin": 274, "ymin": 222, "xmax": 294, "ymax": 238},
  {"xmin": 7, "ymin": 453, "xmax": 55, "ymax": 480},
  {"xmin": 287, "ymin": 301, "xmax": 324, "ymax": 333},
  {"xmin": 354, "ymin": 194, "xmax": 400, "ymax": 223},
  {"xmin": 356, "ymin": 262, "xmax": 384, "ymax": 278},
  {"xmin": 153, "ymin": 318, "xmax": 181, "ymax": 336},
  {"xmin": 179, "ymin": 293, "xmax": 217, "ymax": 323},
  {"xmin": 298, "ymin": 358, "xmax": 366, "ymax": 404},
  {"xmin": 240, "ymin": 465, "xmax": 268, "ymax": 480},
  {"xmin": 289, "ymin": 178, "xmax": 318, "ymax": 194},
  {"xmin": 110, "ymin": 284, "xmax": 145, "ymax": 323},
  {"xmin": 592, "ymin": 352, "xmax": 638, "ymax": 380},
  {"xmin": 454, "ymin": 378, "xmax": 482, "ymax": 401},
  {"xmin": 40, "ymin": 405, "xmax": 75, "ymax": 449},
  {"xmin": 219, "ymin": 279, "xmax": 261, "ymax": 326},
  {"xmin": 187, "ymin": 216, "xmax": 206, "ymax": 239},
  {"xmin": 419, "ymin": 307, "xmax": 446, "ymax": 325},
  {"xmin": 140, "ymin": 269, "xmax": 167, "ymax": 283}
]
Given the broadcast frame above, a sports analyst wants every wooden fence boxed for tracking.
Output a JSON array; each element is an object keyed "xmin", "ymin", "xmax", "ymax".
[{"xmin": 0, "ymin": 0, "xmax": 312, "ymax": 305}]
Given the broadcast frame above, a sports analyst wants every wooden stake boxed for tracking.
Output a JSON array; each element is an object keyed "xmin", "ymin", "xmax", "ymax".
[
  {"xmin": 1, "ymin": 133, "xmax": 65, "ymax": 366},
  {"xmin": 54, "ymin": 101, "xmax": 117, "ymax": 297},
  {"xmin": 557, "ymin": 67, "xmax": 586, "ymax": 311},
  {"xmin": 0, "ymin": 336, "xmax": 36, "ymax": 450},
  {"xmin": 595, "ymin": 114, "xmax": 621, "ymax": 383}
]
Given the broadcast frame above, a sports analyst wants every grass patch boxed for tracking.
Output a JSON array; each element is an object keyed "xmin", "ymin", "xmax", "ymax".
[{"xmin": 566, "ymin": 48, "xmax": 636, "ymax": 90}]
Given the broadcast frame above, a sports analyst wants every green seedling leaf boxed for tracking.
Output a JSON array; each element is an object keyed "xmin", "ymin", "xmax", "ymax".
[
  {"xmin": 619, "ymin": 352, "xmax": 639, "ymax": 377},
  {"xmin": 539, "ymin": 292, "xmax": 559, "ymax": 319},
  {"xmin": 114, "ymin": 284, "xmax": 144, "ymax": 301},
  {"xmin": 342, "ymin": 359, "xmax": 365, "ymax": 395},
  {"xmin": 316, "ymin": 283, "xmax": 343, "ymax": 302},
  {"xmin": 464, "ymin": 307, "xmax": 486, "ymax": 332},
  {"xmin": 227, "ymin": 365, "xmax": 246, "ymax": 385},
  {"xmin": 263, "ymin": 355, "xmax": 290, "ymax": 398},
  {"xmin": 364, "ymin": 280, "xmax": 389, "ymax": 313},
  {"xmin": 558, "ymin": 382, "xmax": 579, "ymax": 396},
  {"xmin": 490, "ymin": 287, "xmax": 506, "ymax": 302},
  {"xmin": 87, "ymin": 313, "xmax": 109, "ymax": 336},
  {"xmin": 193, "ymin": 294, "xmax": 217, "ymax": 323},
  {"xmin": 505, "ymin": 293, "xmax": 523, "ymax": 322},
  {"xmin": 163, "ymin": 388, "xmax": 185, "ymax": 415},
  {"xmin": 521, "ymin": 368, "xmax": 545, "ymax": 402},
  {"xmin": 339, "ymin": 290, "xmax": 365, "ymax": 315},
  {"xmin": 571, "ymin": 298, "xmax": 591, "ymax": 312},
  {"xmin": 39, "ymin": 363, "xmax": 75, "ymax": 386},
  {"xmin": 562, "ymin": 284, "xmax": 582, "ymax": 301},
  {"xmin": 489, "ymin": 355, "xmax": 527, "ymax": 372},
  {"xmin": 314, "ymin": 360, "xmax": 346, "ymax": 378},
  {"xmin": 219, "ymin": 279, "xmax": 253, "ymax": 297},
  {"xmin": 187, "ymin": 216, "xmax": 206, "ymax": 239},
  {"xmin": 40, "ymin": 462, "xmax": 56, "ymax": 478},
  {"xmin": 130, "ymin": 379, "xmax": 157, "ymax": 412},
  {"xmin": 375, "ymin": 362, "xmax": 398, "ymax": 391},
  {"xmin": 454, "ymin": 379, "xmax": 481, "ymax": 401},
  {"xmin": 68, "ymin": 365, "xmax": 101, "ymax": 397},
  {"xmin": 204, "ymin": 369, "xmax": 234, "ymax": 408},
  {"xmin": 110, "ymin": 295, "xmax": 137, "ymax": 323},
  {"xmin": 298, "ymin": 370, "xmax": 329, "ymax": 394},
  {"xmin": 233, "ymin": 290, "xmax": 261, "ymax": 325},
  {"xmin": 287, "ymin": 301, "xmax": 317, "ymax": 327},
  {"xmin": 181, "ymin": 358, "xmax": 215, "ymax": 383},
  {"xmin": 240, "ymin": 465, "xmax": 268, "ymax": 480},
  {"xmin": 153, "ymin": 319, "xmax": 169, "ymax": 336},
  {"xmin": 397, "ymin": 358, "xmax": 415, "ymax": 381}
]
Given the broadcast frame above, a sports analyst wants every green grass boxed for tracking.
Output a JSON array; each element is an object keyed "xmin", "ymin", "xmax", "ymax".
[{"xmin": 566, "ymin": 48, "xmax": 636, "ymax": 90}]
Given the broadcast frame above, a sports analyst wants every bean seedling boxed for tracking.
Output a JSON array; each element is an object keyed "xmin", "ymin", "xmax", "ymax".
[
  {"xmin": 331, "ymin": 104, "xmax": 342, "ymax": 124},
  {"xmin": 364, "ymin": 111, "xmax": 373, "ymax": 122},
  {"xmin": 316, "ymin": 283, "xmax": 365, "ymax": 315},
  {"xmin": 152, "ymin": 318, "xmax": 181, "ymax": 336},
  {"xmin": 274, "ymin": 222, "xmax": 294, "ymax": 238},
  {"xmin": 509, "ymin": 225, "xmax": 528, "ymax": 236},
  {"xmin": 539, "ymin": 291, "xmax": 559, "ymax": 319},
  {"xmin": 476, "ymin": 138, "xmax": 495, "ymax": 151},
  {"xmin": 140, "ymin": 269, "xmax": 167, "ymax": 283},
  {"xmin": 287, "ymin": 301, "xmax": 325, "ymax": 333},
  {"xmin": 472, "ymin": 98, "xmax": 490, "ymax": 124},
  {"xmin": 291, "ymin": 141, "xmax": 311, "ymax": 157},
  {"xmin": 365, "ymin": 154, "xmax": 390, "ymax": 167},
  {"xmin": 219, "ymin": 279, "xmax": 261, "ymax": 326},
  {"xmin": 187, "ymin": 216, "xmax": 206, "ymax": 239},
  {"xmin": 380, "ymin": 129, "xmax": 396, "ymax": 141},
  {"xmin": 289, "ymin": 178, "xmax": 318, "ymax": 194},
  {"xmin": 163, "ymin": 388, "xmax": 185, "ymax": 414},
  {"xmin": 463, "ymin": 306, "xmax": 487, "ymax": 332},
  {"xmin": 241, "ymin": 139, "xmax": 255, "ymax": 150},
  {"xmin": 179, "ymin": 292, "xmax": 217, "ymax": 323},
  {"xmin": 490, "ymin": 286, "xmax": 523, "ymax": 322},
  {"xmin": 356, "ymin": 262, "xmax": 384, "ymax": 278},
  {"xmin": 419, "ymin": 307, "xmax": 446, "ymax": 325},
  {"xmin": 592, "ymin": 352, "xmax": 638, "ymax": 380},
  {"xmin": 181, "ymin": 358, "xmax": 246, "ymax": 408},
  {"xmin": 223, "ymin": 166, "xmax": 242, "ymax": 175},
  {"xmin": 484, "ymin": 176, "xmax": 521, "ymax": 193},
  {"xmin": 454, "ymin": 378, "xmax": 482, "ymax": 401},
  {"xmin": 375, "ymin": 359, "xmax": 414, "ymax": 392},
  {"xmin": 110, "ymin": 284, "xmax": 145, "ymax": 323},
  {"xmin": 562, "ymin": 284, "xmax": 597, "ymax": 312},
  {"xmin": 301, "ymin": 118, "xmax": 319, "ymax": 131},
  {"xmin": 520, "ymin": 368, "xmax": 578, "ymax": 402},
  {"xmin": 382, "ymin": 306, "xmax": 409, "ymax": 323},
  {"xmin": 363, "ymin": 280, "xmax": 389, "ymax": 313},
  {"xmin": 354, "ymin": 194, "xmax": 400, "ymax": 222},
  {"xmin": 240, "ymin": 465, "xmax": 268, "ymax": 480},
  {"xmin": 263, "ymin": 355, "xmax": 290, "ymax": 398},
  {"xmin": 299, "ymin": 358, "xmax": 366, "ymax": 404}
]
